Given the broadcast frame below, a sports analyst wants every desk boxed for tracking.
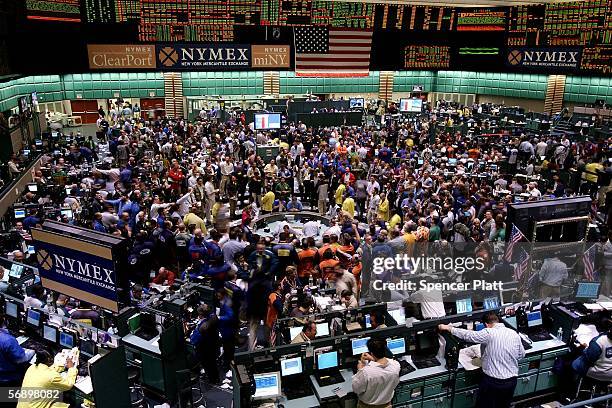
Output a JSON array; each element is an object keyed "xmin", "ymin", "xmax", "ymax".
[
  {"xmin": 310, "ymin": 369, "xmax": 354, "ymax": 402},
  {"xmin": 275, "ymin": 394, "xmax": 320, "ymax": 408}
]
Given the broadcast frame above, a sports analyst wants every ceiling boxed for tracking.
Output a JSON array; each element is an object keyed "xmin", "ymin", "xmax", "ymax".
[{"xmin": 322, "ymin": 0, "xmax": 583, "ymax": 7}]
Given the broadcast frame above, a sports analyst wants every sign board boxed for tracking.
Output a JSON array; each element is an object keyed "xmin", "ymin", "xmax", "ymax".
[
  {"xmin": 156, "ymin": 44, "xmax": 251, "ymax": 70},
  {"xmin": 87, "ymin": 44, "xmax": 156, "ymax": 69},
  {"xmin": 31, "ymin": 228, "xmax": 120, "ymax": 312},
  {"xmin": 251, "ymin": 45, "xmax": 291, "ymax": 68},
  {"xmin": 506, "ymin": 47, "xmax": 582, "ymax": 70}
]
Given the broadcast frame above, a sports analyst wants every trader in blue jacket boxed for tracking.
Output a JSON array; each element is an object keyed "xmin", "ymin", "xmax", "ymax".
[{"xmin": 0, "ymin": 314, "xmax": 33, "ymax": 387}]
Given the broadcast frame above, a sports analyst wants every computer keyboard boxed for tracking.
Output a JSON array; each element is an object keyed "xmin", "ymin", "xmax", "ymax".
[
  {"xmin": 399, "ymin": 360, "xmax": 416, "ymax": 376},
  {"xmin": 412, "ymin": 357, "xmax": 440, "ymax": 370},
  {"xmin": 315, "ymin": 371, "xmax": 345, "ymax": 387},
  {"xmin": 284, "ymin": 384, "xmax": 314, "ymax": 400},
  {"xmin": 528, "ymin": 330, "xmax": 552, "ymax": 343}
]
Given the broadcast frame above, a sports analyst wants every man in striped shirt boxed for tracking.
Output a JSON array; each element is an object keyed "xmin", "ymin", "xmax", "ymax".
[{"xmin": 439, "ymin": 312, "xmax": 525, "ymax": 408}]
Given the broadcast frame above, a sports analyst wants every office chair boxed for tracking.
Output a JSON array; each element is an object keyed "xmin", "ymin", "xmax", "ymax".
[
  {"xmin": 126, "ymin": 366, "xmax": 145, "ymax": 407},
  {"xmin": 176, "ymin": 364, "xmax": 206, "ymax": 408}
]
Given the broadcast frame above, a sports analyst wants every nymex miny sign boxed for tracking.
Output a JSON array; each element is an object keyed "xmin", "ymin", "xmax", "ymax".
[{"xmin": 31, "ymin": 221, "xmax": 130, "ymax": 313}]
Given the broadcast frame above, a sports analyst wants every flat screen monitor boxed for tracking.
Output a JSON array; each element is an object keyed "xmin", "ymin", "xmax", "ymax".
[
  {"xmin": 317, "ymin": 351, "xmax": 338, "ymax": 370},
  {"xmin": 26, "ymin": 309, "xmax": 41, "ymax": 327},
  {"xmin": 349, "ymin": 98, "xmax": 364, "ymax": 109},
  {"xmin": 80, "ymin": 339, "xmax": 97, "ymax": 357},
  {"xmin": 315, "ymin": 322, "xmax": 329, "ymax": 337},
  {"xmin": 23, "ymin": 150, "xmax": 30, "ymax": 156},
  {"xmin": 388, "ymin": 309, "xmax": 405, "ymax": 325},
  {"xmin": 27, "ymin": 184, "xmax": 38, "ymax": 193},
  {"xmin": 412, "ymin": 85, "xmax": 424, "ymax": 92},
  {"xmin": 527, "ymin": 311, "xmax": 543, "ymax": 328},
  {"xmin": 399, "ymin": 98, "xmax": 423, "ymax": 113},
  {"xmin": 5, "ymin": 301, "xmax": 18, "ymax": 318},
  {"xmin": 254, "ymin": 113, "xmax": 281, "ymax": 130},
  {"xmin": 456, "ymin": 298, "xmax": 473, "ymax": 314},
  {"xmin": 35, "ymin": 139, "xmax": 43, "ymax": 146},
  {"xmin": 416, "ymin": 331, "xmax": 438, "ymax": 353},
  {"xmin": 9, "ymin": 264, "xmax": 24, "ymax": 278},
  {"xmin": 448, "ymin": 158, "xmax": 457, "ymax": 166},
  {"xmin": 280, "ymin": 357, "xmax": 302, "ymax": 377},
  {"xmin": 43, "ymin": 324, "xmax": 58, "ymax": 343},
  {"xmin": 483, "ymin": 297, "xmax": 500, "ymax": 310},
  {"xmin": 351, "ymin": 337, "xmax": 370, "ymax": 356},
  {"xmin": 27, "ymin": 245, "xmax": 35, "ymax": 255},
  {"xmin": 289, "ymin": 326, "xmax": 302, "ymax": 341},
  {"xmin": 387, "ymin": 338, "xmax": 406, "ymax": 355},
  {"xmin": 365, "ymin": 314, "xmax": 371, "ymax": 329},
  {"xmin": 60, "ymin": 209, "xmax": 73, "ymax": 220},
  {"xmin": 59, "ymin": 331, "xmax": 76, "ymax": 349},
  {"xmin": 574, "ymin": 281, "xmax": 601, "ymax": 300},
  {"xmin": 253, "ymin": 372, "xmax": 281, "ymax": 400},
  {"xmin": 14, "ymin": 209, "xmax": 26, "ymax": 219}
]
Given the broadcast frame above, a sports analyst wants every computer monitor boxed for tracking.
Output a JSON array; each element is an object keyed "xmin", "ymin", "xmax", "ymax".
[
  {"xmin": 23, "ymin": 150, "xmax": 30, "ymax": 156},
  {"xmin": 60, "ymin": 208, "xmax": 73, "ymax": 220},
  {"xmin": 351, "ymin": 337, "xmax": 370, "ymax": 356},
  {"xmin": 128, "ymin": 313, "xmax": 141, "ymax": 334},
  {"xmin": 59, "ymin": 331, "xmax": 76, "ymax": 349},
  {"xmin": 13, "ymin": 209, "xmax": 25, "ymax": 219},
  {"xmin": 364, "ymin": 314, "xmax": 371, "ymax": 329},
  {"xmin": 27, "ymin": 184, "xmax": 38, "ymax": 193},
  {"xmin": 483, "ymin": 297, "xmax": 500, "ymax": 310},
  {"xmin": 388, "ymin": 309, "xmax": 405, "ymax": 325},
  {"xmin": 35, "ymin": 139, "xmax": 43, "ymax": 146},
  {"xmin": 574, "ymin": 281, "xmax": 601, "ymax": 301},
  {"xmin": 315, "ymin": 322, "xmax": 329, "ymax": 337},
  {"xmin": 387, "ymin": 338, "xmax": 406, "ymax": 355},
  {"xmin": 43, "ymin": 324, "xmax": 58, "ymax": 343},
  {"xmin": 26, "ymin": 309, "xmax": 41, "ymax": 327},
  {"xmin": 9, "ymin": 264, "xmax": 24, "ymax": 279},
  {"xmin": 527, "ymin": 311, "xmax": 543, "ymax": 328},
  {"xmin": 399, "ymin": 98, "xmax": 423, "ymax": 113},
  {"xmin": 456, "ymin": 298, "xmax": 473, "ymax": 314},
  {"xmin": 280, "ymin": 357, "xmax": 302, "ymax": 377},
  {"xmin": 448, "ymin": 158, "xmax": 457, "ymax": 166},
  {"xmin": 349, "ymin": 98, "xmax": 364, "ymax": 109},
  {"xmin": 65, "ymin": 187, "xmax": 72, "ymax": 196},
  {"xmin": 27, "ymin": 245, "xmax": 35, "ymax": 255},
  {"xmin": 5, "ymin": 301, "xmax": 18, "ymax": 318},
  {"xmin": 254, "ymin": 113, "xmax": 281, "ymax": 130},
  {"xmin": 289, "ymin": 326, "xmax": 302, "ymax": 341},
  {"xmin": 80, "ymin": 339, "xmax": 97, "ymax": 358},
  {"xmin": 253, "ymin": 372, "xmax": 281, "ymax": 400},
  {"xmin": 416, "ymin": 331, "xmax": 438, "ymax": 353},
  {"xmin": 317, "ymin": 351, "xmax": 338, "ymax": 370}
]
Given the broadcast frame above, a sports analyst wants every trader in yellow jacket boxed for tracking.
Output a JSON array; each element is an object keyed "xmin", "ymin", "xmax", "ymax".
[
  {"xmin": 377, "ymin": 194, "xmax": 390, "ymax": 222},
  {"xmin": 342, "ymin": 195, "xmax": 356, "ymax": 219},
  {"xmin": 17, "ymin": 350, "xmax": 77, "ymax": 408},
  {"xmin": 261, "ymin": 188, "xmax": 275, "ymax": 213}
]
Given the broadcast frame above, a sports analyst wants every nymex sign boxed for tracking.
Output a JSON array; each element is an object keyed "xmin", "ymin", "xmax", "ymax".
[
  {"xmin": 507, "ymin": 47, "xmax": 582, "ymax": 70},
  {"xmin": 157, "ymin": 44, "xmax": 251, "ymax": 70},
  {"xmin": 31, "ymin": 227, "xmax": 124, "ymax": 312}
]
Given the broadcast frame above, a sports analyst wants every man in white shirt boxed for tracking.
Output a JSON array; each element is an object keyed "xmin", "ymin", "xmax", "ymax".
[
  {"xmin": 219, "ymin": 156, "xmax": 234, "ymax": 195},
  {"xmin": 352, "ymin": 338, "xmax": 400, "ymax": 408},
  {"xmin": 204, "ymin": 176, "xmax": 216, "ymax": 224}
]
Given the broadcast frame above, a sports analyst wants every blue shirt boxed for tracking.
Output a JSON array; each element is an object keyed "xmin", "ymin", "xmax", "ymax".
[{"xmin": 0, "ymin": 328, "xmax": 26, "ymax": 383}]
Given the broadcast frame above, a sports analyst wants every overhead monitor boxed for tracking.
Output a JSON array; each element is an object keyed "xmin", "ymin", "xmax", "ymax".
[
  {"xmin": 351, "ymin": 337, "xmax": 370, "ymax": 356},
  {"xmin": 315, "ymin": 322, "xmax": 329, "ymax": 337},
  {"xmin": 59, "ymin": 331, "xmax": 76, "ymax": 349},
  {"xmin": 5, "ymin": 301, "xmax": 18, "ymax": 318},
  {"xmin": 527, "ymin": 311, "xmax": 543, "ymax": 328},
  {"xmin": 399, "ymin": 98, "xmax": 423, "ymax": 113},
  {"xmin": 26, "ymin": 309, "xmax": 41, "ymax": 327},
  {"xmin": 14, "ymin": 209, "xmax": 26, "ymax": 219},
  {"xmin": 574, "ymin": 281, "xmax": 601, "ymax": 301},
  {"xmin": 349, "ymin": 98, "xmax": 364, "ymax": 109},
  {"xmin": 280, "ymin": 357, "xmax": 303, "ymax": 377},
  {"xmin": 456, "ymin": 298, "xmax": 473, "ymax": 314},
  {"xmin": 387, "ymin": 338, "xmax": 406, "ymax": 355},
  {"xmin": 27, "ymin": 184, "xmax": 38, "ymax": 193},
  {"xmin": 9, "ymin": 264, "xmax": 24, "ymax": 279},
  {"xmin": 317, "ymin": 351, "xmax": 338, "ymax": 370},
  {"xmin": 254, "ymin": 113, "xmax": 281, "ymax": 130},
  {"xmin": 253, "ymin": 372, "xmax": 281, "ymax": 400},
  {"xmin": 483, "ymin": 297, "xmax": 500, "ymax": 310},
  {"xmin": 60, "ymin": 208, "xmax": 73, "ymax": 220},
  {"xmin": 43, "ymin": 324, "xmax": 58, "ymax": 343}
]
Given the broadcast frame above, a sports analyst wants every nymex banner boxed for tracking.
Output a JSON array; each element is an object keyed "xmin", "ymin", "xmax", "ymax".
[
  {"xmin": 31, "ymin": 229, "xmax": 120, "ymax": 312},
  {"xmin": 156, "ymin": 44, "xmax": 252, "ymax": 70},
  {"xmin": 506, "ymin": 47, "xmax": 583, "ymax": 71}
]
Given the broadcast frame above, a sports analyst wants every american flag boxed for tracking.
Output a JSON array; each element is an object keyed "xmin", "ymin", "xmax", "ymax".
[
  {"xmin": 504, "ymin": 224, "xmax": 526, "ymax": 262},
  {"xmin": 514, "ymin": 248, "xmax": 530, "ymax": 281},
  {"xmin": 294, "ymin": 27, "xmax": 373, "ymax": 77},
  {"xmin": 583, "ymin": 244, "xmax": 597, "ymax": 281}
]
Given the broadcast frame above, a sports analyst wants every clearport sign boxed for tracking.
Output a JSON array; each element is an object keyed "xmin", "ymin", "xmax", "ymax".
[{"xmin": 88, "ymin": 44, "xmax": 156, "ymax": 69}]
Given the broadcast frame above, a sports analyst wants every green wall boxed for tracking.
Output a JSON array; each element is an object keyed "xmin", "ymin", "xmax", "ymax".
[
  {"xmin": 1, "ymin": 72, "xmax": 610, "ymax": 112},
  {"xmin": 183, "ymin": 71, "xmax": 263, "ymax": 96}
]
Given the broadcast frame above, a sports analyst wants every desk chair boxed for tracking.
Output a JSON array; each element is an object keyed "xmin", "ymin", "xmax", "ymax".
[
  {"xmin": 176, "ymin": 364, "xmax": 205, "ymax": 408},
  {"xmin": 127, "ymin": 366, "xmax": 145, "ymax": 407}
]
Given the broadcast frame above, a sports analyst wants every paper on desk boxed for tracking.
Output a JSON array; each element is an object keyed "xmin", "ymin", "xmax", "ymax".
[
  {"xmin": 583, "ymin": 303, "xmax": 604, "ymax": 311},
  {"xmin": 597, "ymin": 302, "xmax": 612, "ymax": 311},
  {"xmin": 574, "ymin": 324, "xmax": 599, "ymax": 345},
  {"xmin": 150, "ymin": 283, "xmax": 169, "ymax": 293},
  {"xmin": 459, "ymin": 345, "xmax": 482, "ymax": 371},
  {"xmin": 75, "ymin": 377, "xmax": 93, "ymax": 395}
]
